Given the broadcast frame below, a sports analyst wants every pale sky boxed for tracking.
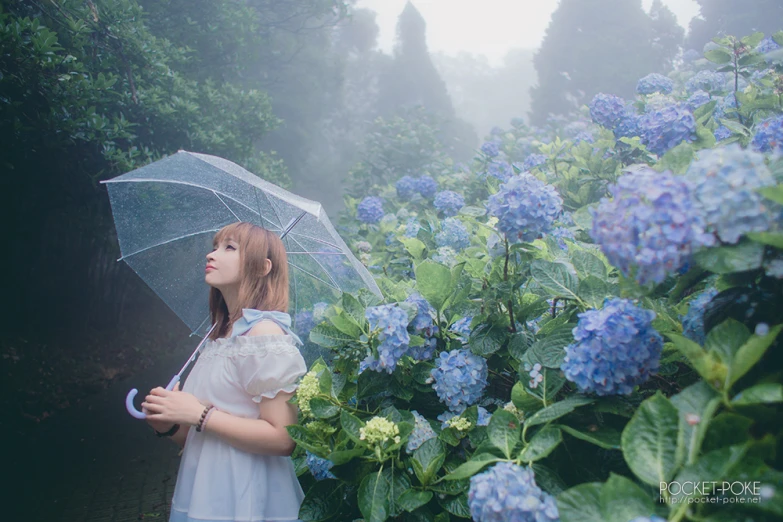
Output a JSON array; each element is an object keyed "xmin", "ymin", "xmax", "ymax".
[{"xmin": 356, "ymin": 0, "xmax": 701, "ymax": 65}]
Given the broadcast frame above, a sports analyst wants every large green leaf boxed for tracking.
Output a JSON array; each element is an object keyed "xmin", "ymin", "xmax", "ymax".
[
  {"xmin": 309, "ymin": 323, "xmax": 354, "ymax": 348},
  {"xmin": 442, "ymin": 454, "xmax": 502, "ymax": 481},
  {"xmin": 309, "ymin": 397, "xmax": 340, "ymax": 419},
  {"xmin": 299, "ymin": 481, "xmax": 343, "ymax": 521},
  {"xmin": 412, "ymin": 438, "xmax": 446, "ymax": 486},
  {"xmin": 704, "ymin": 49, "xmax": 732, "ymax": 63},
  {"xmin": 488, "ymin": 409, "xmax": 522, "ymax": 458},
  {"xmin": 397, "ymin": 490, "xmax": 433, "ymax": 513},
  {"xmin": 571, "ymin": 250, "xmax": 607, "ymax": 280},
  {"xmin": 358, "ymin": 469, "xmax": 390, "ymax": 522},
  {"xmin": 621, "ymin": 392, "xmax": 679, "ymax": 486},
  {"xmin": 328, "ymin": 310, "xmax": 363, "ymax": 337},
  {"xmin": 556, "ymin": 424, "xmax": 621, "ymax": 449},
  {"xmin": 731, "ymin": 383, "xmax": 783, "ymax": 405},
  {"xmin": 670, "ymin": 381, "xmax": 721, "ymax": 468},
  {"xmin": 340, "ymin": 410, "xmax": 364, "ymax": 445},
  {"xmin": 468, "ymin": 323, "xmax": 507, "ymax": 356},
  {"xmin": 527, "ymin": 325, "xmax": 574, "ymax": 368},
  {"xmin": 530, "ymin": 260, "xmax": 579, "ymax": 299},
  {"xmin": 437, "ymin": 493, "xmax": 471, "ymax": 519},
  {"xmin": 599, "ymin": 474, "xmax": 656, "ymax": 522},
  {"xmin": 668, "ymin": 334, "xmax": 727, "ymax": 386},
  {"xmin": 704, "ymin": 319, "xmax": 750, "ymax": 365},
  {"xmin": 511, "ymin": 381, "xmax": 544, "ymax": 413},
  {"xmin": 669, "ymin": 444, "xmax": 750, "ymax": 505},
  {"xmin": 519, "ymin": 426, "xmax": 562, "ymax": 462},
  {"xmin": 578, "ymin": 276, "xmax": 608, "ymax": 309},
  {"xmin": 729, "ymin": 324, "xmax": 783, "ymax": 387},
  {"xmin": 415, "ymin": 260, "xmax": 453, "ymax": 310},
  {"xmin": 524, "ymin": 396, "xmax": 594, "ymax": 432},
  {"xmin": 693, "ymin": 241, "xmax": 764, "ymax": 274},
  {"xmin": 399, "ymin": 237, "xmax": 427, "ymax": 260},
  {"xmin": 557, "ymin": 483, "xmax": 604, "ymax": 522}
]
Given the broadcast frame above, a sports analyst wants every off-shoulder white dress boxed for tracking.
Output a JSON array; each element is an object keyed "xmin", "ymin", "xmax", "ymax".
[{"xmin": 169, "ymin": 332, "xmax": 307, "ymax": 522}]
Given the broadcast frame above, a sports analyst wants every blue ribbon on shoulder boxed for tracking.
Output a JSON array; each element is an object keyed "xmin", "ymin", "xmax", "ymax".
[{"xmin": 230, "ymin": 309, "xmax": 303, "ymax": 345}]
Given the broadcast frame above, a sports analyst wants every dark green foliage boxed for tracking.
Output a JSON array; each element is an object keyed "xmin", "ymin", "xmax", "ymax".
[{"xmin": 686, "ymin": 0, "xmax": 783, "ymax": 51}]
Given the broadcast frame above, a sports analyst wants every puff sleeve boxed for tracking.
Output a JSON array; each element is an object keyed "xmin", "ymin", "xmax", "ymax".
[{"xmin": 232, "ymin": 337, "xmax": 307, "ymax": 403}]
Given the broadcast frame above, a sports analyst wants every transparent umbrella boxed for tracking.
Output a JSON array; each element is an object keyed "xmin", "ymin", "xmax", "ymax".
[{"xmin": 100, "ymin": 150, "xmax": 381, "ymax": 418}]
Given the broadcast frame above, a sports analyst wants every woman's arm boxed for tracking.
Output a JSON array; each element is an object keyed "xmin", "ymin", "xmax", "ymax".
[
  {"xmin": 202, "ymin": 391, "xmax": 298, "ymax": 456},
  {"xmin": 170, "ymin": 424, "xmax": 191, "ymax": 448}
]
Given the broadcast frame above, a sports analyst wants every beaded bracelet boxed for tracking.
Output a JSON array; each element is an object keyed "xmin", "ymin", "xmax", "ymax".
[
  {"xmin": 202, "ymin": 406, "xmax": 218, "ymax": 431},
  {"xmin": 196, "ymin": 405, "xmax": 214, "ymax": 432}
]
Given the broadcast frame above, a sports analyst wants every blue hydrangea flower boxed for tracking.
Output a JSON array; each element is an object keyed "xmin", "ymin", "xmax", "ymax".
[
  {"xmin": 416, "ymin": 176, "xmax": 438, "ymax": 198},
  {"xmin": 765, "ymin": 255, "xmax": 783, "ymax": 279},
  {"xmin": 590, "ymin": 168, "xmax": 713, "ymax": 286},
  {"xmin": 485, "ymin": 161, "xmax": 514, "ymax": 182},
  {"xmin": 481, "ymin": 141, "xmax": 500, "ymax": 158},
  {"xmin": 434, "ymin": 190, "xmax": 465, "ymax": 217},
  {"xmin": 614, "ymin": 108, "xmax": 641, "ymax": 139},
  {"xmin": 685, "ymin": 145, "xmax": 780, "ymax": 244},
  {"xmin": 713, "ymin": 94, "xmax": 738, "ymax": 119},
  {"xmin": 306, "ymin": 451, "xmax": 336, "ymax": 481},
  {"xmin": 405, "ymin": 293, "xmax": 439, "ymax": 361},
  {"xmin": 403, "ymin": 217, "xmax": 421, "ymax": 238},
  {"xmin": 637, "ymin": 73, "xmax": 674, "ymax": 95},
  {"xmin": 449, "ymin": 316, "xmax": 473, "ymax": 344},
  {"xmin": 547, "ymin": 226, "xmax": 575, "ymax": 250},
  {"xmin": 407, "ymin": 411, "xmax": 437, "ymax": 453},
  {"xmin": 638, "ymin": 105, "xmax": 697, "ymax": 155},
  {"xmin": 490, "ymin": 126, "xmax": 504, "ymax": 136},
  {"xmin": 468, "ymin": 462, "xmax": 560, "ymax": 522},
  {"xmin": 686, "ymin": 70, "xmax": 726, "ymax": 93},
  {"xmin": 574, "ymin": 131, "xmax": 595, "ymax": 144},
  {"xmin": 436, "ymin": 217, "xmax": 471, "ymax": 251},
  {"xmin": 487, "ymin": 174, "xmax": 563, "ymax": 243},
  {"xmin": 363, "ymin": 304, "xmax": 411, "ymax": 373},
  {"xmin": 357, "ymin": 196, "xmax": 384, "ymax": 224},
  {"xmin": 431, "ymin": 349, "xmax": 489, "ymax": 413},
  {"xmin": 589, "ymin": 93, "xmax": 627, "ymax": 129},
  {"xmin": 523, "ymin": 154, "xmax": 547, "ymax": 171},
  {"xmin": 476, "ymin": 406, "xmax": 491, "ymax": 426},
  {"xmin": 683, "ymin": 49, "xmax": 701, "ymax": 62},
  {"xmin": 681, "ymin": 288, "xmax": 718, "ymax": 345},
  {"xmin": 486, "ymin": 232, "xmax": 505, "ymax": 257},
  {"xmin": 432, "ymin": 246, "xmax": 459, "ymax": 267},
  {"xmin": 756, "ymin": 36, "xmax": 781, "ymax": 54},
  {"xmin": 561, "ymin": 298, "xmax": 663, "ymax": 396},
  {"xmin": 396, "ymin": 175, "xmax": 417, "ymax": 201},
  {"xmin": 751, "ymin": 115, "xmax": 783, "ymax": 153},
  {"xmin": 687, "ymin": 90, "xmax": 711, "ymax": 110},
  {"xmin": 714, "ymin": 126, "xmax": 732, "ymax": 141}
]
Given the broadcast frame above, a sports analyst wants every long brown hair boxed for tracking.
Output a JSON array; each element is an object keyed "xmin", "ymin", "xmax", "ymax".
[{"xmin": 208, "ymin": 222, "xmax": 289, "ymax": 340}]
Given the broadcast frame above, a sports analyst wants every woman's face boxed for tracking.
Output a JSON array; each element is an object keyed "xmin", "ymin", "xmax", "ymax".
[{"xmin": 205, "ymin": 237, "xmax": 241, "ymax": 289}]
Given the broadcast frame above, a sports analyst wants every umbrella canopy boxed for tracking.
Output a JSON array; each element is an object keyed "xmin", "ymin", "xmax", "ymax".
[{"xmin": 101, "ymin": 150, "xmax": 381, "ymax": 341}]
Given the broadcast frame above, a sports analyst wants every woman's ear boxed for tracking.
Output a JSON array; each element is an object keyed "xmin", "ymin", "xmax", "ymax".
[{"xmin": 264, "ymin": 258, "xmax": 272, "ymax": 276}]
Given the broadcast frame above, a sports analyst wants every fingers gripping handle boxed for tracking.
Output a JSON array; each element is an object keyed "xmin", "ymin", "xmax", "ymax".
[{"xmin": 125, "ymin": 376, "xmax": 181, "ymax": 419}]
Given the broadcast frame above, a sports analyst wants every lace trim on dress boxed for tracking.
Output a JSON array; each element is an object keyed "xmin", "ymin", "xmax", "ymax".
[
  {"xmin": 198, "ymin": 335, "xmax": 299, "ymax": 360},
  {"xmin": 253, "ymin": 383, "xmax": 300, "ymax": 403}
]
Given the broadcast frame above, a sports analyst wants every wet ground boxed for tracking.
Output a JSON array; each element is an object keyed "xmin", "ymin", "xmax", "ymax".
[{"xmin": 8, "ymin": 341, "xmax": 195, "ymax": 522}]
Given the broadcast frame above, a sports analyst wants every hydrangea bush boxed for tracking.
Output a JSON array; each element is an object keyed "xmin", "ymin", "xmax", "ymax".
[{"xmin": 289, "ymin": 30, "xmax": 783, "ymax": 522}]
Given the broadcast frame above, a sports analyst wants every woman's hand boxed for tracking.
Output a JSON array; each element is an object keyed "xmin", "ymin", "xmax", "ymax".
[{"xmin": 142, "ymin": 381, "xmax": 206, "ymax": 426}]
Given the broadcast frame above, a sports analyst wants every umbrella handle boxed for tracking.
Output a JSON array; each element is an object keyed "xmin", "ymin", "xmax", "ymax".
[{"xmin": 125, "ymin": 375, "xmax": 182, "ymax": 419}]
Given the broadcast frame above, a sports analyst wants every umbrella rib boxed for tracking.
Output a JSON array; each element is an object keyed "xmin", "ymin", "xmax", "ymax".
[
  {"xmin": 284, "ymin": 231, "xmax": 343, "ymax": 250},
  {"xmin": 287, "ymin": 234, "xmax": 342, "ymax": 290},
  {"xmin": 117, "ymin": 228, "xmax": 222, "ymax": 261},
  {"xmin": 289, "ymin": 261, "xmax": 341, "ymax": 291},
  {"xmin": 254, "ymin": 186, "xmax": 284, "ymax": 232},
  {"xmin": 104, "ymin": 178, "xmax": 283, "ymax": 231},
  {"xmin": 212, "ymin": 191, "xmax": 240, "ymax": 222}
]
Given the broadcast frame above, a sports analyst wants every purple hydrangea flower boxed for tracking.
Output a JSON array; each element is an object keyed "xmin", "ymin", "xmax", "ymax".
[
  {"xmin": 637, "ymin": 73, "xmax": 674, "ymax": 95},
  {"xmin": 363, "ymin": 304, "xmax": 411, "ymax": 373},
  {"xmin": 752, "ymin": 115, "xmax": 783, "ymax": 153},
  {"xmin": 522, "ymin": 153, "xmax": 547, "ymax": 171},
  {"xmin": 406, "ymin": 411, "xmax": 437, "ymax": 452},
  {"xmin": 685, "ymin": 145, "xmax": 780, "ymax": 244},
  {"xmin": 682, "ymin": 288, "xmax": 718, "ymax": 345},
  {"xmin": 404, "ymin": 293, "xmax": 439, "ymax": 361},
  {"xmin": 687, "ymin": 90, "xmax": 711, "ymax": 110},
  {"xmin": 416, "ymin": 176, "xmax": 438, "ymax": 198},
  {"xmin": 481, "ymin": 141, "xmax": 500, "ymax": 158},
  {"xmin": 614, "ymin": 108, "xmax": 641, "ymax": 138},
  {"xmin": 431, "ymin": 349, "xmax": 488, "ymax": 413},
  {"xmin": 590, "ymin": 168, "xmax": 713, "ymax": 285},
  {"xmin": 561, "ymin": 298, "xmax": 663, "ymax": 396},
  {"xmin": 357, "ymin": 196, "xmax": 384, "ymax": 224},
  {"xmin": 436, "ymin": 217, "xmax": 471, "ymax": 251},
  {"xmin": 396, "ymin": 175, "xmax": 417, "ymax": 201},
  {"xmin": 590, "ymin": 93, "xmax": 627, "ymax": 129},
  {"xmin": 638, "ymin": 105, "xmax": 697, "ymax": 155},
  {"xmin": 468, "ymin": 462, "xmax": 560, "ymax": 522},
  {"xmin": 434, "ymin": 190, "xmax": 465, "ymax": 217},
  {"xmin": 449, "ymin": 316, "xmax": 473, "ymax": 344},
  {"xmin": 756, "ymin": 36, "xmax": 781, "ymax": 54},
  {"xmin": 686, "ymin": 70, "xmax": 726, "ymax": 93},
  {"xmin": 485, "ymin": 161, "xmax": 514, "ymax": 182},
  {"xmin": 487, "ymin": 174, "xmax": 563, "ymax": 243},
  {"xmin": 306, "ymin": 451, "xmax": 336, "ymax": 481},
  {"xmin": 714, "ymin": 126, "xmax": 732, "ymax": 141}
]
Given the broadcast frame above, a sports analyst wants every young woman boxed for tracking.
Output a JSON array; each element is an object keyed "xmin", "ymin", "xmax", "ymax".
[{"xmin": 141, "ymin": 222, "xmax": 307, "ymax": 522}]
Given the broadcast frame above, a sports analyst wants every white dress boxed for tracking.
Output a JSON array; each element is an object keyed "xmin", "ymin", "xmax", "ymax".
[{"xmin": 170, "ymin": 333, "xmax": 307, "ymax": 522}]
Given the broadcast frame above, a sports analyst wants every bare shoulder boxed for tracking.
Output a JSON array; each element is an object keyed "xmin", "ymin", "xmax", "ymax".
[{"xmin": 246, "ymin": 320, "xmax": 285, "ymax": 337}]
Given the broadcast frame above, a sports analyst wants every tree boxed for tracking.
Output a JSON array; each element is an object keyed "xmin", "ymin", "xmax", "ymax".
[
  {"xmin": 686, "ymin": 0, "xmax": 783, "ymax": 51},
  {"xmin": 529, "ymin": 0, "xmax": 682, "ymax": 125}
]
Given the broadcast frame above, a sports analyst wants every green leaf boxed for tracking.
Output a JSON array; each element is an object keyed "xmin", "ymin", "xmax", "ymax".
[
  {"xmin": 519, "ymin": 426, "xmax": 562, "ymax": 462},
  {"xmin": 358, "ymin": 369, "xmax": 393, "ymax": 399},
  {"xmin": 329, "ymin": 311, "xmax": 363, "ymax": 337},
  {"xmin": 299, "ymin": 480, "xmax": 342, "ymax": 521},
  {"xmin": 730, "ymin": 324, "xmax": 783, "ymax": 387},
  {"xmin": 694, "ymin": 240, "xmax": 765, "ymax": 274},
  {"xmin": 399, "ymin": 237, "xmax": 427, "ymax": 260},
  {"xmin": 731, "ymin": 383, "xmax": 783, "ymax": 405},
  {"xmin": 556, "ymin": 424, "xmax": 621, "ymax": 449},
  {"xmin": 358, "ymin": 469, "xmax": 390, "ymax": 522},
  {"xmin": 340, "ymin": 410, "xmax": 364, "ymax": 445},
  {"xmin": 415, "ymin": 260, "xmax": 453, "ymax": 310},
  {"xmin": 670, "ymin": 381, "xmax": 721, "ymax": 469},
  {"xmin": 527, "ymin": 325, "xmax": 573, "ymax": 368},
  {"xmin": 718, "ymin": 117, "xmax": 751, "ymax": 137},
  {"xmin": 511, "ymin": 381, "xmax": 543, "ymax": 413},
  {"xmin": 384, "ymin": 467, "xmax": 412, "ymax": 518},
  {"xmin": 657, "ymin": 142, "xmax": 696, "ymax": 174},
  {"xmin": 397, "ymin": 490, "xmax": 433, "ymax": 513},
  {"xmin": 530, "ymin": 260, "xmax": 579, "ymax": 299},
  {"xmin": 621, "ymin": 392, "xmax": 679, "ymax": 486},
  {"xmin": 747, "ymin": 231, "xmax": 783, "ymax": 249},
  {"xmin": 341, "ymin": 293, "xmax": 365, "ymax": 326},
  {"xmin": 668, "ymin": 333, "xmax": 727, "ymax": 386},
  {"xmin": 468, "ymin": 323, "xmax": 507, "ymax": 356},
  {"xmin": 488, "ymin": 409, "xmax": 522, "ymax": 458},
  {"xmin": 437, "ymin": 493, "xmax": 471, "ymax": 519},
  {"xmin": 507, "ymin": 331, "xmax": 532, "ymax": 361},
  {"xmin": 571, "ymin": 206, "xmax": 595, "ymax": 232},
  {"xmin": 412, "ymin": 438, "xmax": 446, "ymax": 486},
  {"xmin": 443, "ymin": 455, "xmax": 502, "ymax": 481},
  {"xmin": 705, "ymin": 319, "xmax": 751, "ymax": 365},
  {"xmin": 556, "ymin": 483, "xmax": 604, "ymax": 522},
  {"xmin": 309, "ymin": 323, "xmax": 353, "ymax": 348},
  {"xmin": 286, "ymin": 426, "xmax": 327, "ymax": 455},
  {"xmin": 524, "ymin": 396, "xmax": 594, "ymax": 431},
  {"xmin": 600, "ymin": 473, "xmax": 656, "ymax": 522},
  {"xmin": 578, "ymin": 276, "xmax": 608, "ymax": 309},
  {"xmin": 309, "ymin": 397, "xmax": 340, "ymax": 419},
  {"xmin": 704, "ymin": 49, "xmax": 732, "ymax": 63},
  {"xmin": 669, "ymin": 444, "xmax": 750, "ymax": 504},
  {"xmin": 759, "ymin": 184, "xmax": 783, "ymax": 205},
  {"xmin": 328, "ymin": 448, "xmax": 366, "ymax": 466},
  {"xmin": 571, "ymin": 250, "xmax": 607, "ymax": 281}
]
